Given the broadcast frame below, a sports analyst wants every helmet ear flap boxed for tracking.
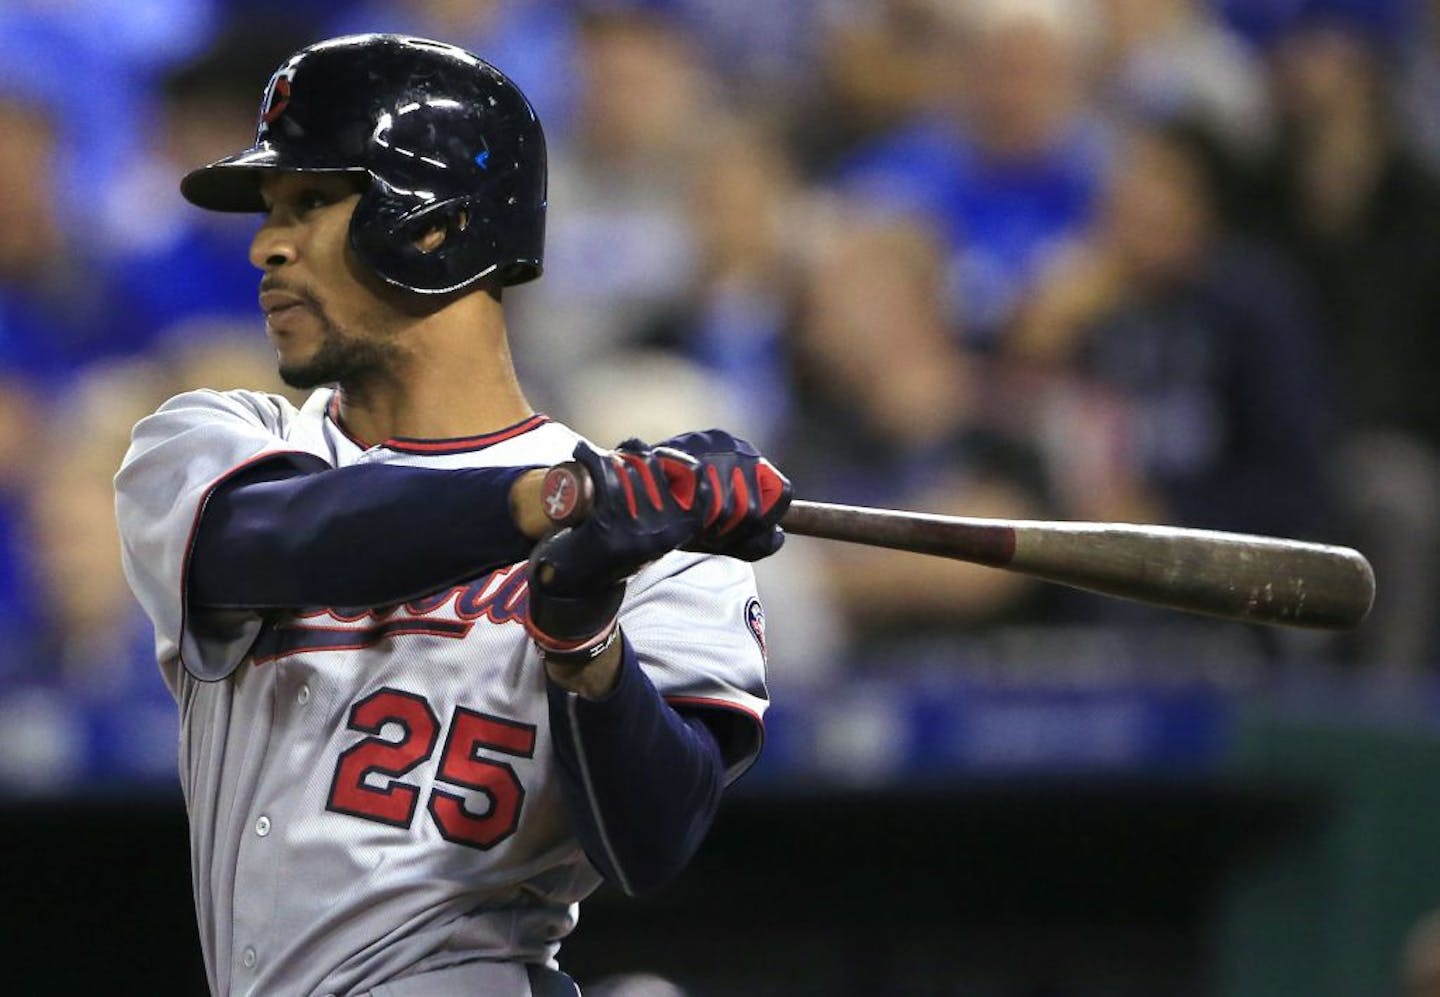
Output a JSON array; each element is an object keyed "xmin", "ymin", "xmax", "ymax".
[{"xmin": 350, "ymin": 191, "xmax": 499, "ymax": 294}]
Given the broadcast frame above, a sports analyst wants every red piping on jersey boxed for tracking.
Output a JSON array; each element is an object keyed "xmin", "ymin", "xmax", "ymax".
[
  {"xmin": 386, "ymin": 414, "xmax": 550, "ymax": 454},
  {"xmin": 663, "ymin": 695, "xmax": 765, "ymax": 729},
  {"xmin": 326, "ymin": 393, "xmax": 550, "ymax": 454}
]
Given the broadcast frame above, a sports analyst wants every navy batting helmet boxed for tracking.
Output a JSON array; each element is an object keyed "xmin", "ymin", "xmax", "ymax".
[{"xmin": 180, "ymin": 34, "xmax": 547, "ymax": 294}]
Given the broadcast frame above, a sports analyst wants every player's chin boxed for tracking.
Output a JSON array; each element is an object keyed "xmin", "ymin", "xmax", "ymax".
[
  {"xmin": 273, "ymin": 340, "xmax": 330, "ymax": 389},
  {"xmin": 268, "ymin": 318, "xmax": 319, "ymax": 373},
  {"xmin": 277, "ymin": 356, "xmax": 335, "ymax": 390},
  {"xmin": 266, "ymin": 337, "xmax": 307, "ymax": 374}
]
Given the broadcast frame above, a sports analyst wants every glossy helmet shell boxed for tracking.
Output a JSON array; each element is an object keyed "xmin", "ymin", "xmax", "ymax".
[{"xmin": 180, "ymin": 34, "xmax": 547, "ymax": 293}]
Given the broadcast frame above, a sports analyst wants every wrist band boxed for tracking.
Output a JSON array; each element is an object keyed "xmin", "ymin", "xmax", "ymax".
[{"xmin": 530, "ymin": 616, "xmax": 621, "ymax": 663}]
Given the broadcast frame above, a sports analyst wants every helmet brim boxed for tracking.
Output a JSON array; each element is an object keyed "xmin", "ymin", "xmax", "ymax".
[{"xmin": 181, "ymin": 146, "xmax": 368, "ymax": 213}]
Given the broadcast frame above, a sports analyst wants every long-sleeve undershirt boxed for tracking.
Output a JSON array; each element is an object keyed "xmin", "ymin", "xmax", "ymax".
[
  {"xmin": 549, "ymin": 637, "xmax": 725, "ymax": 896},
  {"xmin": 188, "ymin": 456, "xmax": 534, "ymax": 609}
]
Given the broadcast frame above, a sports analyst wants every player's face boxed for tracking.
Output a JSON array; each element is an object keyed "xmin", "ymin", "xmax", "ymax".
[{"xmin": 251, "ymin": 173, "xmax": 408, "ymax": 390}]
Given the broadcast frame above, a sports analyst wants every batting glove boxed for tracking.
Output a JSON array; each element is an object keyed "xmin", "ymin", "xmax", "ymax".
[
  {"xmin": 655, "ymin": 429, "xmax": 792, "ymax": 562},
  {"xmin": 525, "ymin": 440, "xmax": 706, "ymax": 659}
]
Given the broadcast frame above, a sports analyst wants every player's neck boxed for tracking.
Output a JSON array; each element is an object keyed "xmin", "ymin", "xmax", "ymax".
[{"xmin": 334, "ymin": 295, "xmax": 534, "ymax": 446}]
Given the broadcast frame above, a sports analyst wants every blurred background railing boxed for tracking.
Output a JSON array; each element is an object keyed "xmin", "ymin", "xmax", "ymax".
[{"xmin": 4, "ymin": 0, "xmax": 1440, "ymax": 993}]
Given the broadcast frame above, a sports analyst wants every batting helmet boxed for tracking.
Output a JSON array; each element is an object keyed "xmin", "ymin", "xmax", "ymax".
[{"xmin": 180, "ymin": 34, "xmax": 547, "ymax": 294}]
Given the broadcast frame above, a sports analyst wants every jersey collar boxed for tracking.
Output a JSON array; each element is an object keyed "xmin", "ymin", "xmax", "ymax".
[{"xmin": 324, "ymin": 390, "xmax": 549, "ymax": 454}]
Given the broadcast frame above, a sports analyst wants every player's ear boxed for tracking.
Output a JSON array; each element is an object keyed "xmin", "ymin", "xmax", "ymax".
[
  {"xmin": 413, "ymin": 209, "xmax": 469, "ymax": 254},
  {"xmin": 414, "ymin": 225, "xmax": 445, "ymax": 254}
]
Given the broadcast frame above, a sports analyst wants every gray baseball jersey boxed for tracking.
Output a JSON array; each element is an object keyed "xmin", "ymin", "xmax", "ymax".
[{"xmin": 115, "ymin": 387, "xmax": 769, "ymax": 996}]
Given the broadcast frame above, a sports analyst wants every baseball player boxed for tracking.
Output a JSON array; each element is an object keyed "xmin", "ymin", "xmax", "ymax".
[{"xmin": 114, "ymin": 35, "xmax": 789, "ymax": 997}]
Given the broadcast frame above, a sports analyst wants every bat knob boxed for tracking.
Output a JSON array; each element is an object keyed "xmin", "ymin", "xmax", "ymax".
[{"xmin": 541, "ymin": 462, "xmax": 591, "ymax": 528}]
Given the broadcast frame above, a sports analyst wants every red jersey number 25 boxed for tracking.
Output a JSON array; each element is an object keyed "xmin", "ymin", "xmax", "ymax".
[{"xmin": 326, "ymin": 687, "xmax": 537, "ymax": 850}]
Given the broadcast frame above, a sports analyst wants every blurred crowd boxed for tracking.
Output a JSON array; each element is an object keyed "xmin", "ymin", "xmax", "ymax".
[{"xmin": 3, "ymin": 0, "xmax": 1440, "ymax": 787}]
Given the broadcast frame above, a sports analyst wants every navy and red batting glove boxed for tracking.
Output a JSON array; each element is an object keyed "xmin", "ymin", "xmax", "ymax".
[
  {"xmin": 654, "ymin": 429, "xmax": 792, "ymax": 562},
  {"xmin": 526, "ymin": 440, "xmax": 706, "ymax": 659}
]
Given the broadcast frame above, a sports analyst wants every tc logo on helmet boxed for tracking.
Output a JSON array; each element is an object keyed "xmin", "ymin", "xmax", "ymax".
[{"xmin": 260, "ymin": 73, "xmax": 293, "ymax": 131}]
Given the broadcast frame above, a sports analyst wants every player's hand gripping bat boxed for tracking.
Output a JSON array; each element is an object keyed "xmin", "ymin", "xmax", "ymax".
[{"xmin": 538, "ymin": 462, "xmax": 1375, "ymax": 630}]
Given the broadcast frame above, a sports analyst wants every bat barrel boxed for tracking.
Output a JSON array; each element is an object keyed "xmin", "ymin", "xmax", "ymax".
[{"xmin": 1007, "ymin": 522, "xmax": 1376, "ymax": 630}]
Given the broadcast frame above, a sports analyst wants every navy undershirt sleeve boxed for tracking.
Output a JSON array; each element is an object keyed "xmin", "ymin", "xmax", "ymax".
[
  {"xmin": 189, "ymin": 456, "xmax": 538, "ymax": 609},
  {"xmin": 548, "ymin": 636, "xmax": 726, "ymax": 897}
]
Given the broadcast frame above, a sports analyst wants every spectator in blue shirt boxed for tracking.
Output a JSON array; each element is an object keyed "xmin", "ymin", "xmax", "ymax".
[{"xmin": 833, "ymin": 0, "xmax": 1111, "ymax": 348}]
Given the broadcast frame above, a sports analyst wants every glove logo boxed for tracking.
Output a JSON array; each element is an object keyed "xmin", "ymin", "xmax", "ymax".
[{"xmin": 744, "ymin": 597, "xmax": 767, "ymax": 661}]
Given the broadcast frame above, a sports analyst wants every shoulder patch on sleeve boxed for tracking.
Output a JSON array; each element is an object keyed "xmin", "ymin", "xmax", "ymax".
[{"xmin": 745, "ymin": 596, "xmax": 767, "ymax": 661}]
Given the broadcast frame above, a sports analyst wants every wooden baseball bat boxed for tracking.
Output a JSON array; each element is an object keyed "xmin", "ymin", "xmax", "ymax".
[{"xmin": 539, "ymin": 464, "xmax": 1376, "ymax": 630}]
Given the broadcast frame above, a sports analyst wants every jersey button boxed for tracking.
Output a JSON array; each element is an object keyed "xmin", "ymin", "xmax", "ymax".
[
  {"xmin": 255, "ymin": 815, "xmax": 271, "ymax": 837},
  {"xmin": 241, "ymin": 947, "xmax": 257, "ymax": 969},
  {"xmin": 297, "ymin": 685, "xmax": 310, "ymax": 705}
]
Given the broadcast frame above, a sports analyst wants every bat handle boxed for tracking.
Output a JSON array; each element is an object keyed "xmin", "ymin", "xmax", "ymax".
[{"xmin": 540, "ymin": 461, "xmax": 593, "ymax": 529}]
